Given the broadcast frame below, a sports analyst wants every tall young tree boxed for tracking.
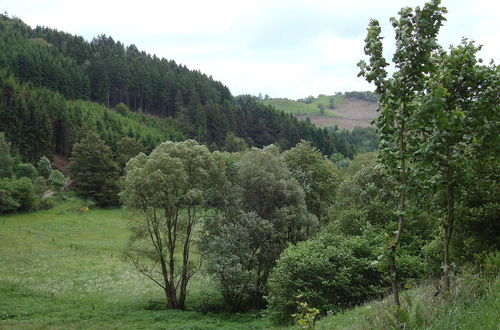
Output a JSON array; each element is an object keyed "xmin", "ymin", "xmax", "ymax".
[
  {"xmin": 413, "ymin": 41, "xmax": 499, "ymax": 293},
  {"xmin": 358, "ymin": 0, "xmax": 447, "ymax": 305}
]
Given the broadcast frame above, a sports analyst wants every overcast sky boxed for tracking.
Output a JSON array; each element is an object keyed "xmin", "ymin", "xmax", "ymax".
[{"xmin": 3, "ymin": 0, "xmax": 499, "ymax": 99}]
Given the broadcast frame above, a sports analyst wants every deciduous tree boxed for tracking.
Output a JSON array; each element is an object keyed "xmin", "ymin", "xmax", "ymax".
[
  {"xmin": 121, "ymin": 140, "xmax": 215, "ymax": 310},
  {"xmin": 358, "ymin": 0, "xmax": 447, "ymax": 305}
]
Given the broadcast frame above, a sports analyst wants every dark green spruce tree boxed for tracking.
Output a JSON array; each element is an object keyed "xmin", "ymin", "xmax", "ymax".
[{"xmin": 68, "ymin": 130, "xmax": 120, "ymax": 206}]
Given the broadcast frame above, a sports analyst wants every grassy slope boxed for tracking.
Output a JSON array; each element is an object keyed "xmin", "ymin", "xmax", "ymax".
[
  {"xmin": 315, "ymin": 276, "xmax": 500, "ymax": 330},
  {"xmin": 262, "ymin": 95, "xmax": 345, "ymax": 117},
  {"xmin": 262, "ymin": 94, "xmax": 379, "ymax": 129},
  {"xmin": 0, "ymin": 200, "xmax": 271, "ymax": 329}
]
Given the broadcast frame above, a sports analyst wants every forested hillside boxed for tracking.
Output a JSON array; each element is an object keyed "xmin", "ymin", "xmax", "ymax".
[{"xmin": 0, "ymin": 14, "xmax": 365, "ymax": 159}]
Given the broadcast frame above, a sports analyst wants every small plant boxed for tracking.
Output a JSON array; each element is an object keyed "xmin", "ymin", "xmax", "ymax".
[{"xmin": 291, "ymin": 295, "xmax": 320, "ymax": 329}]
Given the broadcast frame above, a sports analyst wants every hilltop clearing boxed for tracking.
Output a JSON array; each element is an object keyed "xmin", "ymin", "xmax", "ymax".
[{"xmin": 263, "ymin": 92, "xmax": 378, "ymax": 129}]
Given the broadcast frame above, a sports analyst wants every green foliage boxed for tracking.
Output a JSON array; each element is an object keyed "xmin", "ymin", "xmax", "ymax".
[
  {"xmin": 344, "ymin": 152, "xmax": 378, "ymax": 176},
  {"xmin": 201, "ymin": 145, "xmax": 317, "ymax": 311},
  {"xmin": 68, "ymin": 130, "xmax": 120, "ymax": 206},
  {"xmin": 223, "ymin": 132, "xmax": 248, "ymax": 152},
  {"xmin": 315, "ymin": 261, "xmax": 500, "ymax": 330},
  {"xmin": 358, "ymin": 0, "xmax": 447, "ymax": 304},
  {"xmin": 0, "ymin": 132, "xmax": 14, "ymax": 178},
  {"xmin": 336, "ymin": 127, "xmax": 378, "ymax": 154},
  {"xmin": 36, "ymin": 156, "xmax": 52, "ymax": 179},
  {"xmin": 359, "ymin": 0, "xmax": 499, "ymax": 297},
  {"xmin": 0, "ymin": 14, "xmax": 353, "ymax": 159},
  {"xmin": 267, "ymin": 225, "xmax": 387, "ymax": 325},
  {"xmin": 0, "ymin": 71, "xmax": 182, "ymax": 160},
  {"xmin": 332, "ymin": 159, "xmax": 436, "ymax": 283},
  {"xmin": 329, "ymin": 97, "xmax": 336, "ymax": 109},
  {"xmin": 344, "ymin": 91, "xmax": 379, "ymax": 102},
  {"xmin": 48, "ymin": 169, "xmax": 66, "ymax": 194},
  {"xmin": 292, "ymin": 296, "xmax": 320, "ymax": 329},
  {"xmin": 0, "ymin": 184, "xmax": 19, "ymax": 213},
  {"xmin": 121, "ymin": 140, "xmax": 215, "ymax": 310},
  {"xmin": 330, "ymin": 152, "xmax": 350, "ymax": 170},
  {"xmin": 410, "ymin": 41, "xmax": 500, "ymax": 285},
  {"xmin": 0, "ymin": 177, "xmax": 38, "ymax": 213},
  {"xmin": 284, "ymin": 140, "xmax": 341, "ymax": 220},
  {"xmin": 14, "ymin": 163, "xmax": 37, "ymax": 181},
  {"xmin": 201, "ymin": 211, "xmax": 273, "ymax": 312},
  {"xmin": 264, "ymin": 94, "xmax": 344, "ymax": 116},
  {"xmin": 317, "ymin": 103, "xmax": 325, "ymax": 115},
  {"xmin": 115, "ymin": 136, "xmax": 146, "ymax": 169}
]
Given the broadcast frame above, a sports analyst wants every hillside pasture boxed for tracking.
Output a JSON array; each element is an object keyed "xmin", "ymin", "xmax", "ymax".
[{"xmin": 264, "ymin": 96, "xmax": 378, "ymax": 129}]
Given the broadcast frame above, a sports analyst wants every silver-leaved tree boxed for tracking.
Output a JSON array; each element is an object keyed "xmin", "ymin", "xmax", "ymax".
[{"xmin": 121, "ymin": 140, "xmax": 215, "ymax": 310}]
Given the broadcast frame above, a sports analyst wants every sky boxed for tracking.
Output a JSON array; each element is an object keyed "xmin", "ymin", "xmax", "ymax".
[{"xmin": 3, "ymin": 0, "xmax": 499, "ymax": 99}]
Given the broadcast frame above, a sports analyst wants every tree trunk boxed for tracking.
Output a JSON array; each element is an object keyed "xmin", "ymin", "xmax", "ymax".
[
  {"xmin": 389, "ymin": 115, "xmax": 407, "ymax": 307},
  {"xmin": 388, "ymin": 252, "xmax": 400, "ymax": 306},
  {"xmin": 443, "ymin": 160, "xmax": 454, "ymax": 295},
  {"xmin": 159, "ymin": 257, "xmax": 177, "ymax": 309},
  {"xmin": 178, "ymin": 212, "xmax": 193, "ymax": 310}
]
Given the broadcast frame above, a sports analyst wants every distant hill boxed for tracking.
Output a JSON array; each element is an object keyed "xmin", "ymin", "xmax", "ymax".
[{"xmin": 262, "ymin": 92, "xmax": 379, "ymax": 130}]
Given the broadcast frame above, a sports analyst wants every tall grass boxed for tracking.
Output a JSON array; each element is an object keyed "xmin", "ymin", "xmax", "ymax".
[{"xmin": 315, "ymin": 253, "xmax": 500, "ymax": 330}]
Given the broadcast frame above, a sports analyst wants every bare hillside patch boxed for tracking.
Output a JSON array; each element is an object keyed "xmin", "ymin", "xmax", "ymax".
[{"xmin": 296, "ymin": 99, "xmax": 378, "ymax": 129}]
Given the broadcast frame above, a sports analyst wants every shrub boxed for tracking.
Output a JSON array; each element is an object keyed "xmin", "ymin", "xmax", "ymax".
[
  {"xmin": 39, "ymin": 197, "xmax": 55, "ymax": 210},
  {"xmin": 0, "ymin": 177, "xmax": 38, "ymax": 213},
  {"xmin": 0, "ymin": 132, "xmax": 14, "ymax": 178},
  {"xmin": 0, "ymin": 186, "xmax": 19, "ymax": 213},
  {"xmin": 14, "ymin": 163, "xmax": 38, "ymax": 181},
  {"xmin": 37, "ymin": 156, "xmax": 52, "ymax": 179},
  {"xmin": 267, "ymin": 225, "xmax": 387, "ymax": 324},
  {"xmin": 48, "ymin": 169, "xmax": 66, "ymax": 194}
]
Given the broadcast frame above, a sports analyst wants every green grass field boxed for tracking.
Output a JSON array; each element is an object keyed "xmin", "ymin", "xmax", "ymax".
[
  {"xmin": 262, "ymin": 94, "xmax": 345, "ymax": 117},
  {"xmin": 0, "ymin": 199, "xmax": 272, "ymax": 329}
]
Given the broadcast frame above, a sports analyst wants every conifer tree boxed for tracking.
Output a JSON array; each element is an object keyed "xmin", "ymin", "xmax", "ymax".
[{"xmin": 68, "ymin": 130, "xmax": 120, "ymax": 206}]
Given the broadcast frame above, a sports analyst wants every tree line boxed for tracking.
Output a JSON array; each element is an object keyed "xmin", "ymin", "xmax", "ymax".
[{"xmin": 0, "ymin": 14, "xmax": 362, "ymax": 159}]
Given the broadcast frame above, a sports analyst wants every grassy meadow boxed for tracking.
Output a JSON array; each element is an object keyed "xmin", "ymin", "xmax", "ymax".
[
  {"xmin": 0, "ymin": 199, "xmax": 272, "ymax": 329},
  {"xmin": 262, "ymin": 94, "xmax": 345, "ymax": 117}
]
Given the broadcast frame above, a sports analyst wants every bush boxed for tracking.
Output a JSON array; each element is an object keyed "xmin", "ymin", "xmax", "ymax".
[
  {"xmin": 14, "ymin": 163, "xmax": 38, "ymax": 181},
  {"xmin": 0, "ymin": 177, "xmax": 38, "ymax": 213},
  {"xmin": 0, "ymin": 132, "xmax": 14, "ymax": 178},
  {"xmin": 267, "ymin": 225, "xmax": 387, "ymax": 324},
  {"xmin": 48, "ymin": 169, "xmax": 66, "ymax": 194},
  {"xmin": 37, "ymin": 156, "xmax": 52, "ymax": 179},
  {"xmin": 39, "ymin": 197, "xmax": 55, "ymax": 210},
  {"xmin": 0, "ymin": 186, "xmax": 19, "ymax": 213}
]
